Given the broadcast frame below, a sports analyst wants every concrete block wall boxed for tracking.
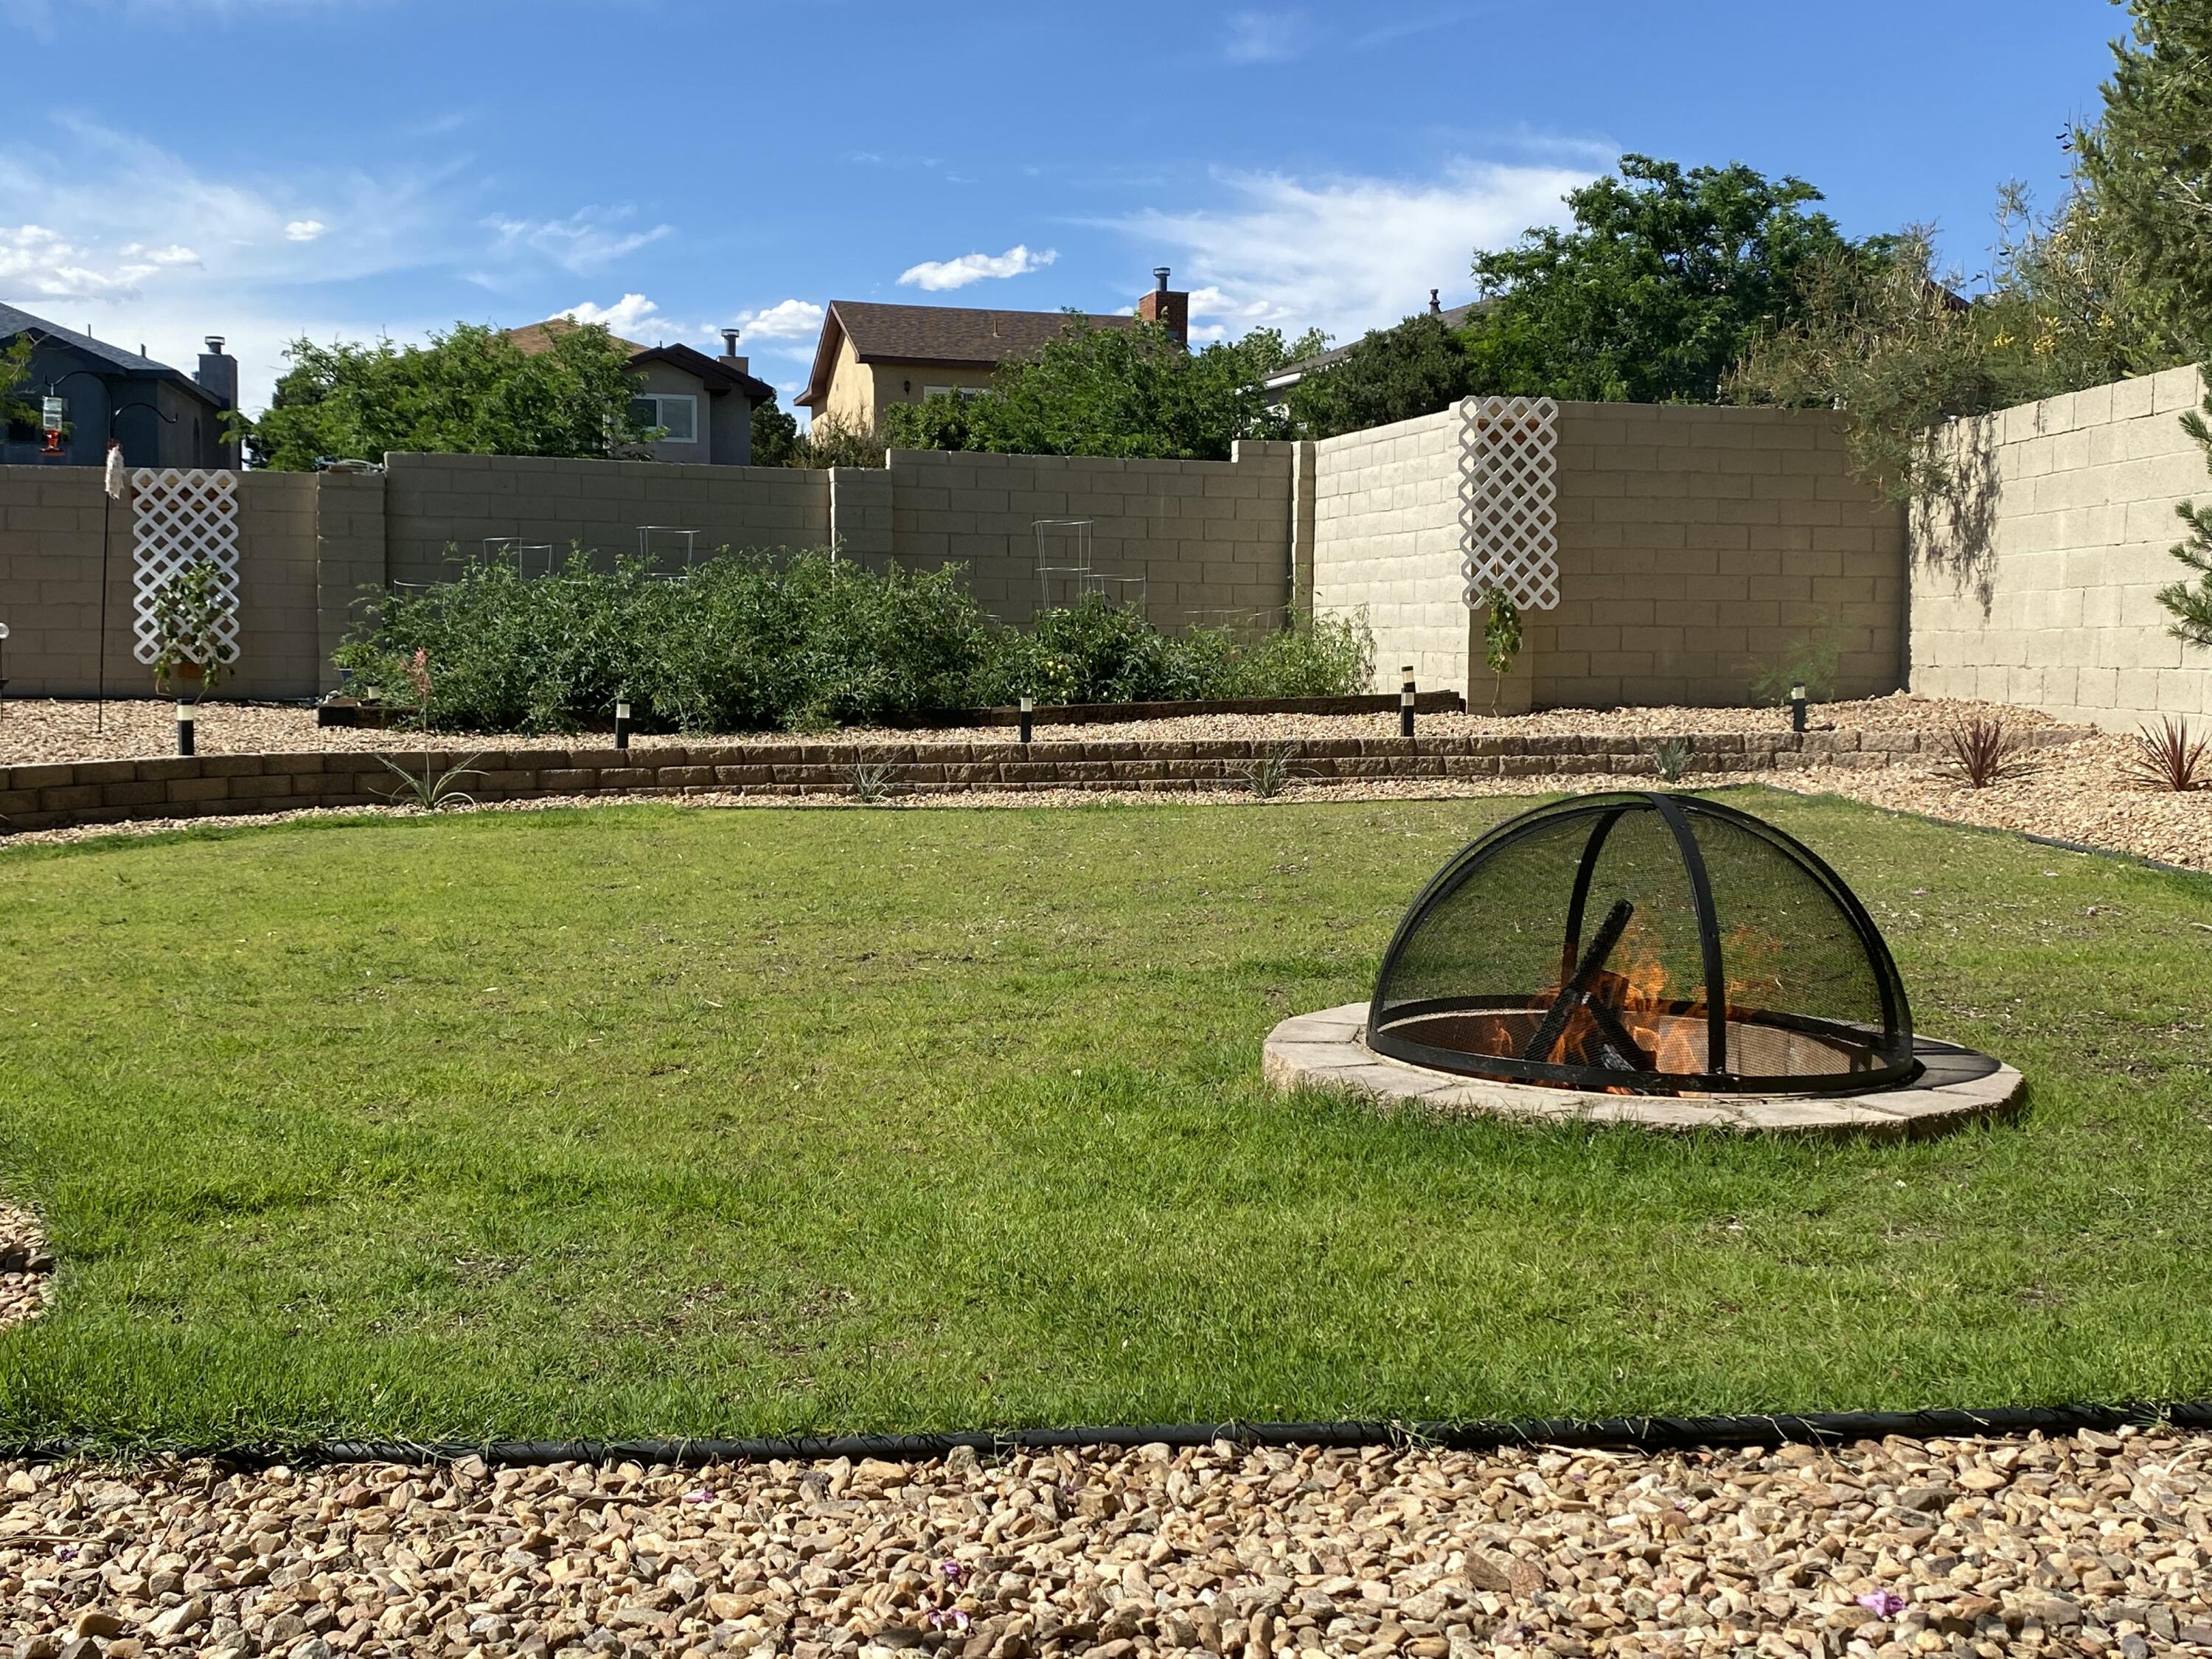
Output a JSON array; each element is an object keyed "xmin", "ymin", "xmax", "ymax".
[
  {"xmin": 1309, "ymin": 409, "xmax": 1474, "ymax": 700},
  {"xmin": 1538, "ymin": 403, "xmax": 1906, "ymax": 709},
  {"xmin": 314, "ymin": 473, "xmax": 389, "ymax": 695},
  {"xmin": 1308, "ymin": 403, "xmax": 1908, "ymax": 709},
  {"xmin": 0, "ymin": 465, "xmax": 329, "ymax": 701},
  {"xmin": 883, "ymin": 442, "xmax": 1295, "ymax": 628},
  {"xmin": 1908, "ymin": 364, "xmax": 2212, "ymax": 730},
  {"xmin": 382, "ymin": 452, "xmax": 832, "ymax": 585}
]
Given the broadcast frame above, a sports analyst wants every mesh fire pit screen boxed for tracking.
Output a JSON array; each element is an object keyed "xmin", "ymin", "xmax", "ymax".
[{"xmin": 1366, "ymin": 793, "xmax": 1916, "ymax": 1096}]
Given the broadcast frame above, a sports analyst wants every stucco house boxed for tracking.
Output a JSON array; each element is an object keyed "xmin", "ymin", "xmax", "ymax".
[
  {"xmin": 507, "ymin": 319, "xmax": 776, "ymax": 465},
  {"xmin": 795, "ymin": 269, "xmax": 1191, "ymax": 431},
  {"xmin": 0, "ymin": 304, "xmax": 238, "ymax": 469}
]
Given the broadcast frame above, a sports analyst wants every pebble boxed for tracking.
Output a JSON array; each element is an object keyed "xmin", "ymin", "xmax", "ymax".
[
  {"xmin": 1, "ymin": 1429, "xmax": 2208, "ymax": 1655},
  {"xmin": 0, "ymin": 1206, "xmax": 55, "ymax": 1332}
]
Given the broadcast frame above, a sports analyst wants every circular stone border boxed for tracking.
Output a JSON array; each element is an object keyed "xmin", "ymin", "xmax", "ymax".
[{"xmin": 1263, "ymin": 1004, "xmax": 2023, "ymax": 1138}]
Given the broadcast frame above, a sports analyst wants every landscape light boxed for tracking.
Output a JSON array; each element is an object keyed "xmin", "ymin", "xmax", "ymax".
[
  {"xmin": 176, "ymin": 699, "xmax": 194, "ymax": 757},
  {"xmin": 1400, "ymin": 665, "xmax": 1417, "ymax": 739},
  {"xmin": 614, "ymin": 698, "xmax": 631, "ymax": 751},
  {"xmin": 1790, "ymin": 682, "xmax": 1809, "ymax": 734},
  {"xmin": 1019, "ymin": 695, "xmax": 1034, "ymax": 746}
]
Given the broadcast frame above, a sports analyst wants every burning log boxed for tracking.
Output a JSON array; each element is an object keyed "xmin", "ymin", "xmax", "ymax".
[{"xmin": 1520, "ymin": 898, "xmax": 1656, "ymax": 1071}]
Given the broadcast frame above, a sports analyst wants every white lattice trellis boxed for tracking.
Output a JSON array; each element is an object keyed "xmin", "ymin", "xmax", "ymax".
[
  {"xmin": 1458, "ymin": 395, "xmax": 1559, "ymax": 611},
  {"xmin": 131, "ymin": 469, "xmax": 240, "ymax": 666}
]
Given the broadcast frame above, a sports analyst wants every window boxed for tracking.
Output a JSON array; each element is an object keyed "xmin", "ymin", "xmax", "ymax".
[
  {"xmin": 627, "ymin": 393, "xmax": 698, "ymax": 443},
  {"xmin": 922, "ymin": 385, "xmax": 992, "ymax": 402}
]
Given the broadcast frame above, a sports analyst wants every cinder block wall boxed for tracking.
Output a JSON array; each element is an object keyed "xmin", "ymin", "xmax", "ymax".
[
  {"xmin": 1309, "ymin": 410, "xmax": 1472, "ymax": 698},
  {"xmin": 0, "ymin": 466, "xmax": 328, "ymax": 701},
  {"xmin": 882, "ymin": 443, "xmax": 1294, "ymax": 628},
  {"xmin": 1310, "ymin": 403, "xmax": 1907, "ymax": 707},
  {"xmin": 382, "ymin": 453, "xmax": 832, "ymax": 585},
  {"xmin": 1537, "ymin": 403, "xmax": 1905, "ymax": 709},
  {"xmin": 1909, "ymin": 364, "xmax": 2212, "ymax": 730}
]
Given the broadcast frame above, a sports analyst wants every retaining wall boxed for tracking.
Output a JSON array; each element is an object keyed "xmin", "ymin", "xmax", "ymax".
[{"xmin": 0, "ymin": 727, "xmax": 2017, "ymax": 836}]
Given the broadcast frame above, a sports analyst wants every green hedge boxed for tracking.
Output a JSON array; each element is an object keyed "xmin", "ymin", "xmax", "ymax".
[{"xmin": 333, "ymin": 552, "xmax": 1373, "ymax": 734}]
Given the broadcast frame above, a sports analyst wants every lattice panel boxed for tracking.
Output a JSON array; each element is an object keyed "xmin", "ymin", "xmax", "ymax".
[
  {"xmin": 1458, "ymin": 395, "xmax": 1559, "ymax": 611},
  {"xmin": 131, "ymin": 469, "xmax": 240, "ymax": 666}
]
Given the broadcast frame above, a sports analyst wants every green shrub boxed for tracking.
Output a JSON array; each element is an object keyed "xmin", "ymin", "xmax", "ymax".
[{"xmin": 335, "ymin": 554, "xmax": 1374, "ymax": 734}]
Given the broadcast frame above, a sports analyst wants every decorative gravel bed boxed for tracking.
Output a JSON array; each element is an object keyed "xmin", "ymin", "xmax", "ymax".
[
  {"xmin": 0, "ymin": 695, "xmax": 2066, "ymax": 768},
  {"xmin": 1, "ymin": 1431, "xmax": 2205, "ymax": 1658}
]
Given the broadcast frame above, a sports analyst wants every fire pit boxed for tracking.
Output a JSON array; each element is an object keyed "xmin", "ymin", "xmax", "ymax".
[{"xmin": 1265, "ymin": 793, "xmax": 2022, "ymax": 1135}]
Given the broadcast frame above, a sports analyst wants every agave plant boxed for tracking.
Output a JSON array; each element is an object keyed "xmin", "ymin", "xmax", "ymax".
[
  {"xmin": 1232, "ymin": 742, "xmax": 1300, "ymax": 799},
  {"xmin": 2124, "ymin": 717, "xmax": 2208, "ymax": 792},
  {"xmin": 374, "ymin": 751, "xmax": 484, "ymax": 810},
  {"xmin": 846, "ymin": 761, "xmax": 897, "ymax": 804},
  {"xmin": 1650, "ymin": 737, "xmax": 1694, "ymax": 783}
]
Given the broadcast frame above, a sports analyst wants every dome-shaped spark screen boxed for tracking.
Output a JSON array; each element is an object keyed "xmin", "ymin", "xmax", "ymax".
[{"xmin": 1367, "ymin": 793, "xmax": 1915, "ymax": 1096}]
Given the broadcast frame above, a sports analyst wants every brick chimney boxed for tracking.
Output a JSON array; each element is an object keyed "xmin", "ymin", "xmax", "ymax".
[{"xmin": 1137, "ymin": 266, "xmax": 1189, "ymax": 347}]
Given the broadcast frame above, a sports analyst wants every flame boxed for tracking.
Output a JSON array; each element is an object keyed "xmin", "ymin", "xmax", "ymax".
[{"xmin": 1529, "ymin": 912, "xmax": 1786, "ymax": 1080}]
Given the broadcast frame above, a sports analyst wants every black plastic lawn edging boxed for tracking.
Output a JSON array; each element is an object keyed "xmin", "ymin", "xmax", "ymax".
[{"xmin": 17, "ymin": 1400, "xmax": 2212, "ymax": 1470}]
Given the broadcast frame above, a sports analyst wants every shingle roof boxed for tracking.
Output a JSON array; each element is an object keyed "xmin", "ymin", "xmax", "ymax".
[
  {"xmin": 0, "ymin": 302, "xmax": 222, "ymax": 403},
  {"xmin": 505, "ymin": 317, "xmax": 649, "ymax": 357},
  {"xmin": 797, "ymin": 301, "xmax": 1138, "ymax": 408},
  {"xmin": 1269, "ymin": 299, "xmax": 1492, "ymax": 384}
]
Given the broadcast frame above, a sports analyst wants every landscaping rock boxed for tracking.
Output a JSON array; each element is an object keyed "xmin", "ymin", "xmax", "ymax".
[{"xmin": 4, "ymin": 1428, "xmax": 2211, "ymax": 1653}]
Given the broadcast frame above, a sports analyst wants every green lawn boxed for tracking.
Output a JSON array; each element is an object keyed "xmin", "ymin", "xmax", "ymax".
[{"xmin": 2, "ymin": 790, "xmax": 2211, "ymax": 1449}]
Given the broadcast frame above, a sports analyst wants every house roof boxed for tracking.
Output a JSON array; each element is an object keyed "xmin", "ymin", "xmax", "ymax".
[
  {"xmin": 506, "ymin": 317, "xmax": 648, "ymax": 357},
  {"xmin": 0, "ymin": 302, "xmax": 226, "ymax": 406},
  {"xmin": 507, "ymin": 319, "xmax": 775, "ymax": 406},
  {"xmin": 796, "ymin": 301, "xmax": 1139, "ymax": 409},
  {"xmin": 1264, "ymin": 299, "xmax": 1493, "ymax": 392}
]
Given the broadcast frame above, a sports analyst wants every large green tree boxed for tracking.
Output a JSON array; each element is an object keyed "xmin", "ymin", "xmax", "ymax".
[
  {"xmin": 1461, "ymin": 155, "xmax": 1860, "ymax": 405},
  {"xmin": 1286, "ymin": 311, "xmax": 1480, "ymax": 439},
  {"xmin": 246, "ymin": 321, "xmax": 655, "ymax": 470},
  {"xmin": 881, "ymin": 317, "xmax": 1322, "ymax": 461},
  {"xmin": 2074, "ymin": 0, "xmax": 2212, "ymax": 361}
]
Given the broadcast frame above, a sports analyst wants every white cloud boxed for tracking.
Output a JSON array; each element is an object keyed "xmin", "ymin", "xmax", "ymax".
[
  {"xmin": 0, "ymin": 118, "xmax": 455, "ymax": 408},
  {"xmin": 737, "ymin": 299, "xmax": 824, "ymax": 340},
  {"xmin": 897, "ymin": 243, "xmax": 1057, "ymax": 291},
  {"xmin": 557, "ymin": 293, "xmax": 669, "ymax": 338},
  {"xmin": 1222, "ymin": 8, "xmax": 1311, "ymax": 63},
  {"xmin": 1111, "ymin": 158, "xmax": 1601, "ymax": 342},
  {"xmin": 482, "ymin": 207, "xmax": 672, "ymax": 275},
  {"xmin": 284, "ymin": 220, "xmax": 327, "ymax": 243}
]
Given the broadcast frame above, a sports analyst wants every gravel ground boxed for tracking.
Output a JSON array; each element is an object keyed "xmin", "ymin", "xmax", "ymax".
[
  {"xmin": 0, "ymin": 1206, "xmax": 52, "ymax": 1333},
  {"xmin": 0, "ymin": 696, "xmax": 2063, "ymax": 768},
  {"xmin": 1, "ymin": 1430, "xmax": 2205, "ymax": 1658}
]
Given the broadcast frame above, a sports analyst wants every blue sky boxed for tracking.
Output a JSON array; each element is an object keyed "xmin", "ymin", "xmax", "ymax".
[{"xmin": 2, "ymin": 0, "xmax": 2120, "ymax": 416}]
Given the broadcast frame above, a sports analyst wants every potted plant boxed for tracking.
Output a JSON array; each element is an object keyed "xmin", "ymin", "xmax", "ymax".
[{"xmin": 149, "ymin": 560, "xmax": 239, "ymax": 699}]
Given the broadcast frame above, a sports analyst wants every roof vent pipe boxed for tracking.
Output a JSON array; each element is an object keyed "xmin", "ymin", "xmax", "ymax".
[
  {"xmin": 1429, "ymin": 290, "xmax": 1440, "ymax": 315},
  {"xmin": 721, "ymin": 327, "xmax": 741, "ymax": 355},
  {"xmin": 204, "ymin": 335, "xmax": 226, "ymax": 355},
  {"xmin": 1153, "ymin": 266, "xmax": 1171, "ymax": 295}
]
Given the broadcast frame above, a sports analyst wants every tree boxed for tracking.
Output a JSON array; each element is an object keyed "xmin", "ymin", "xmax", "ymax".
[
  {"xmin": 750, "ymin": 397, "xmax": 799, "ymax": 467},
  {"xmin": 0, "ymin": 336, "xmax": 35, "ymax": 433},
  {"xmin": 880, "ymin": 316, "xmax": 1324, "ymax": 461},
  {"xmin": 244, "ymin": 321, "xmax": 655, "ymax": 470},
  {"xmin": 1463, "ymin": 155, "xmax": 1861, "ymax": 404},
  {"xmin": 2073, "ymin": 0, "xmax": 2212, "ymax": 361},
  {"xmin": 1286, "ymin": 311, "xmax": 1478, "ymax": 439}
]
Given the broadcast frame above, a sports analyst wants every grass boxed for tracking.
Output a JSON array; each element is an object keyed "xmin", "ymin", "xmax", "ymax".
[{"xmin": 1, "ymin": 789, "xmax": 2211, "ymax": 1449}]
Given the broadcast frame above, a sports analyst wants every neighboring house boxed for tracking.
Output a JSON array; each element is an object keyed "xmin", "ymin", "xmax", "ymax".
[
  {"xmin": 1260, "ymin": 291, "xmax": 1492, "ymax": 406},
  {"xmin": 507, "ymin": 319, "xmax": 777, "ymax": 466},
  {"xmin": 0, "ymin": 303, "xmax": 238, "ymax": 469},
  {"xmin": 795, "ymin": 268, "xmax": 1191, "ymax": 431}
]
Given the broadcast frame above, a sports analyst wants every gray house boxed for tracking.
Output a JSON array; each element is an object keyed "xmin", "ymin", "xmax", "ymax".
[
  {"xmin": 0, "ymin": 304, "xmax": 238, "ymax": 469},
  {"xmin": 507, "ymin": 319, "xmax": 776, "ymax": 465}
]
